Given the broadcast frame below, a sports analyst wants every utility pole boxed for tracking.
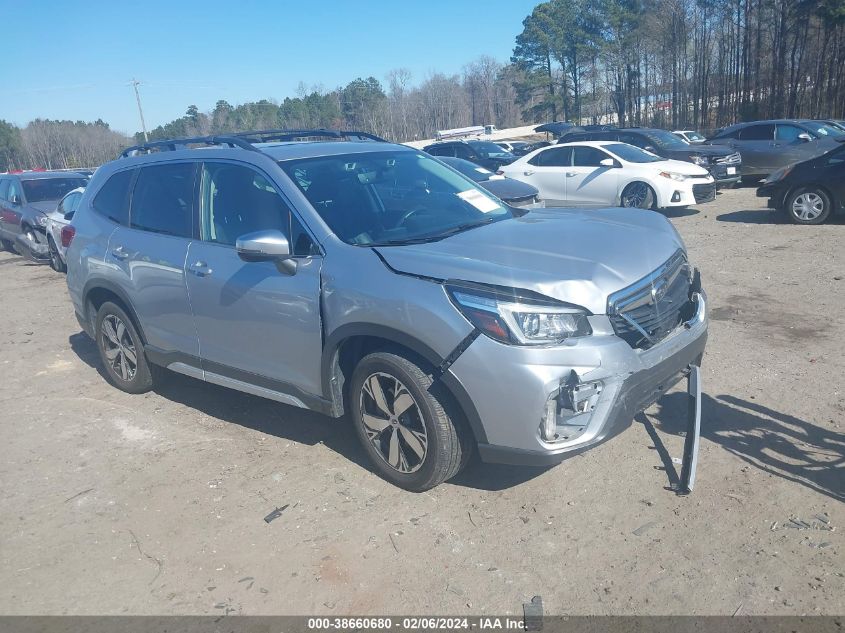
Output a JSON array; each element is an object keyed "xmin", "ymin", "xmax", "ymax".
[{"xmin": 131, "ymin": 78, "xmax": 148, "ymax": 142}]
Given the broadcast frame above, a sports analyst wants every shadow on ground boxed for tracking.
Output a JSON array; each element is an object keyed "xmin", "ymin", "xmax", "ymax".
[
  {"xmin": 69, "ymin": 331, "xmax": 547, "ymax": 492},
  {"xmin": 644, "ymin": 391, "xmax": 845, "ymax": 502},
  {"xmin": 658, "ymin": 207, "xmax": 700, "ymax": 219},
  {"xmin": 716, "ymin": 208, "xmax": 786, "ymax": 224}
]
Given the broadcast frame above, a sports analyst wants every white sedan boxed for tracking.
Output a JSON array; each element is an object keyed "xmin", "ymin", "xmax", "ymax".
[
  {"xmin": 499, "ymin": 141, "xmax": 715, "ymax": 209},
  {"xmin": 44, "ymin": 186, "xmax": 84, "ymax": 272}
]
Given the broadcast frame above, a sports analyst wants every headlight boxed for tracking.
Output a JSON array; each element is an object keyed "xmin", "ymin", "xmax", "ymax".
[
  {"xmin": 659, "ymin": 171, "xmax": 688, "ymax": 182},
  {"xmin": 689, "ymin": 155, "xmax": 708, "ymax": 166},
  {"xmin": 446, "ymin": 285, "xmax": 592, "ymax": 345},
  {"xmin": 36, "ymin": 215, "xmax": 48, "ymax": 227},
  {"xmin": 764, "ymin": 165, "xmax": 794, "ymax": 183}
]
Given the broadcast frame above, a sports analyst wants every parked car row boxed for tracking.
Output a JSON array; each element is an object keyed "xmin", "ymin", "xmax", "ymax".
[
  {"xmin": 0, "ymin": 172, "xmax": 88, "ymax": 262},
  {"xmin": 0, "ymin": 128, "xmax": 715, "ymax": 492},
  {"xmin": 424, "ymin": 135, "xmax": 719, "ymax": 210}
]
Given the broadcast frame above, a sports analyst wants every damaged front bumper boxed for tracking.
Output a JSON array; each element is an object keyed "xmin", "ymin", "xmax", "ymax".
[
  {"xmin": 15, "ymin": 227, "xmax": 50, "ymax": 262},
  {"xmin": 447, "ymin": 293, "xmax": 708, "ymax": 466}
]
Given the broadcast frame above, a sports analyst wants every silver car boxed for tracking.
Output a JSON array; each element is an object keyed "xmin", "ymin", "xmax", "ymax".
[{"xmin": 65, "ymin": 130, "xmax": 708, "ymax": 491}]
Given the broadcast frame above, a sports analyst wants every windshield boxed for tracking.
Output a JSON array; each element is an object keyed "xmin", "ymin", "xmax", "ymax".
[
  {"xmin": 467, "ymin": 141, "xmax": 514, "ymax": 159},
  {"xmin": 646, "ymin": 130, "xmax": 690, "ymax": 149},
  {"xmin": 806, "ymin": 122, "xmax": 845, "ymax": 137},
  {"xmin": 21, "ymin": 178, "xmax": 87, "ymax": 203},
  {"xmin": 440, "ymin": 157, "xmax": 494, "ymax": 182},
  {"xmin": 604, "ymin": 143, "xmax": 663, "ymax": 163},
  {"xmin": 279, "ymin": 150, "xmax": 511, "ymax": 246}
]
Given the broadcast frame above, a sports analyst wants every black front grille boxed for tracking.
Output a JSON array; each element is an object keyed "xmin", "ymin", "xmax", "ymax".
[
  {"xmin": 608, "ymin": 252, "xmax": 692, "ymax": 349},
  {"xmin": 693, "ymin": 183, "xmax": 716, "ymax": 203}
]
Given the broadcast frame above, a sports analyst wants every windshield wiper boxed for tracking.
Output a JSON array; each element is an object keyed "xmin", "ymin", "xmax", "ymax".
[{"xmin": 370, "ymin": 217, "xmax": 497, "ymax": 247}]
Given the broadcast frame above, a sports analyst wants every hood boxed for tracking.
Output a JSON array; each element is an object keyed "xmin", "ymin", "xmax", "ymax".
[
  {"xmin": 665, "ymin": 144, "xmax": 733, "ymax": 159},
  {"xmin": 25, "ymin": 201, "xmax": 60, "ymax": 214},
  {"xmin": 658, "ymin": 159, "xmax": 712, "ymax": 176},
  {"xmin": 478, "ymin": 177, "xmax": 539, "ymax": 201},
  {"xmin": 374, "ymin": 208, "xmax": 685, "ymax": 314}
]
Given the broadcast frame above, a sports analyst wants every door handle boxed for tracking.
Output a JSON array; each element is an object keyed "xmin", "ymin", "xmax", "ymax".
[
  {"xmin": 189, "ymin": 261, "xmax": 213, "ymax": 277},
  {"xmin": 523, "ymin": 170, "xmax": 534, "ymax": 176},
  {"xmin": 566, "ymin": 172, "xmax": 577, "ymax": 177},
  {"xmin": 111, "ymin": 246, "xmax": 129, "ymax": 261}
]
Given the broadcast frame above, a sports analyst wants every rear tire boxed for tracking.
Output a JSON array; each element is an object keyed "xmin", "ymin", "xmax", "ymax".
[
  {"xmin": 785, "ymin": 187, "xmax": 831, "ymax": 225},
  {"xmin": 94, "ymin": 301, "xmax": 157, "ymax": 394},
  {"xmin": 349, "ymin": 351, "xmax": 468, "ymax": 491},
  {"xmin": 620, "ymin": 182, "xmax": 656, "ymax": 210},
  {"xmin": 48, "ymin": 236, "xmax": 66, "ymax": 273},
  {"xmin": 0, "ymin": 238, "xmax": 14, "ymax": 252}
]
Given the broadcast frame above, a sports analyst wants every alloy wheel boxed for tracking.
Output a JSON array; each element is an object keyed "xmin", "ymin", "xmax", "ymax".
[
  {"xmin": 100, "ymin": 314, "xmax": 138, "ymax": 382},
  {"xmin": 792, "ymin": 192, "xmax": 824, "ymax": 221},
  {"xmin": 358, "ymin": 372, "xmax": 428, "ymax": 473},
  {"xmin": 622, "ymin": 183, "xmax": 649, "ymax": 208}
]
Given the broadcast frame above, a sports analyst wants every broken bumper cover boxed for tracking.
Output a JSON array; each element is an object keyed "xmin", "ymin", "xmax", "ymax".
[
  {"xmin": 448, "ymin": 293, "xmax": 708, "ymax": 466},
  {"xmin": 15, "ymin": 228, "xmax": 50, "ymax": 262}
]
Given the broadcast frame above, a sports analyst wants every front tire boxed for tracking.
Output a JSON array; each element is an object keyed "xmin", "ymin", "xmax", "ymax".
[
  {"xmin": 620, "ymin": 182, "xmax": 656, "ymax": 209},
  {"xmin": 95, "ymin": 302, "xmax": 157, "ymax": 394},
  {"xmin": 785, "ymin": 187, "xmax": 831, "ymax": 225},
  {"xmin": 349, "ymin": 351, "xmax": 468, "ymax": 491}
]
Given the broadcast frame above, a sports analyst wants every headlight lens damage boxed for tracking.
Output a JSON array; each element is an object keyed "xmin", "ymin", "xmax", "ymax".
[{"xmin": 447, "ymin": 285, "xmax": 592, "ymax": 345}]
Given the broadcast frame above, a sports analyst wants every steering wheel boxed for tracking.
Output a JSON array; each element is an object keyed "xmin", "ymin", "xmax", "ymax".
[{"xmin": 396, "ymin": 206, "xmax": 430, "ymax": 227}]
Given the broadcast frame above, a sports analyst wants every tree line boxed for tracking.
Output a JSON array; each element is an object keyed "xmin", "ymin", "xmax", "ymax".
[
  {"xmin": 2, "ymin": 0, "xmax": 844, "ymax": 171},
  {"xmin": 512, "ymin": 0, "xmax": 845, "ymax": 131}
]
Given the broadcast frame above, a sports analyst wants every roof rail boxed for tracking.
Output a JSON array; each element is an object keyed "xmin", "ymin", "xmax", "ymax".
[
  {"xmin": 232, "ymin": 129, "xmax": 389, "ymax": 143},
  {"xmin": 119, "ymin": 135, "xmax": 259, "ymax": 158}
]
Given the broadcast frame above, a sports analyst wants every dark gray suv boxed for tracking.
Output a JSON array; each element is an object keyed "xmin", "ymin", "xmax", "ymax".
[
  {"xmin": 65, "ymin": 129, "xmax": 708, "ymax": 491},
  {"xmin": 707, "ymin": 119, "xmax": 844, "ymax": 178}
]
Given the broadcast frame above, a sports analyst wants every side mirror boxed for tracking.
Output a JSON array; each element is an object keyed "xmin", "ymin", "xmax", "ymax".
[
  {"xmin": 797, "ymin": 133, "xmax": 812, "ymax": 142},
  {"xmin": 236, "ymin": 230, "xmax": 296, "ymax": 273},
  {"xmin": 10, "ymin": 194, "xmax": 21, "ymax": 206},
  {"xmin": 599, "ymin": 158, "xmax": 618, "ymax": 168},
  {"xmin": 63, "ymin": 211, "xmax": 75, "ymax": 221}
]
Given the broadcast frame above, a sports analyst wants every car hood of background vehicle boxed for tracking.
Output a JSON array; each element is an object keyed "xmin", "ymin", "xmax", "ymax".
[
  {"xmin": 478, "ymin": 177, "xmax": 538, "ymax": 201},
  {"xmin": 26, "ymin": 201, "xmax": 59, "ymax": 214},
  {"xmin": 374, "ymin": 208, "xmax": 685, "ymax": 314},
  {"xmin": 667, "ymin": 144, "xmax": 733, "ymax": 159}
]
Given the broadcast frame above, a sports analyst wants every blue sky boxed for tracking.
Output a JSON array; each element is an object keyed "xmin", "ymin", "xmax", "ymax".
[{"xmin": 0, "ymin": 0, "xmax": 538, "ymax": 135}]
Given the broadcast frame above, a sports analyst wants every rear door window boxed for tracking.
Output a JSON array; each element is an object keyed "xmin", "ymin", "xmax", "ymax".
[
  {"xmin": 738, "ymin": 124, "xmax": 774, "ymax": 141},
  {"xmin": 130, "ymin": 163, "xmax": 196, "ymax": 238},
  {"xmin": 93, "ymin": 169, "xmax": 134, "ymax": 225},
  {"xmin": 529, "ymin": 147, "xmax": 572, "ymax": 167}
]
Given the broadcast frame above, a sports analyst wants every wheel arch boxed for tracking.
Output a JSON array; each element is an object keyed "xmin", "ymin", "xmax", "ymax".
[
  {"xmin": 81, "ymin": 279, "xmax": 147, "ymax": 344},
  {"xmin": 321, "ymin": 324, "xmax": 487, "ymax": 443}
]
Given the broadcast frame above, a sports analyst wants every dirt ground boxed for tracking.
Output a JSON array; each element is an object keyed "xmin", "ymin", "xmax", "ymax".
[{"xmin": 0, "ymin": 186, "xmax": 842, "ymax": 616}]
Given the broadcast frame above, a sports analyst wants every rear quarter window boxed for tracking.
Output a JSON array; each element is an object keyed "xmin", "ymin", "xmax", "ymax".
[{"xmin": 92, "ymin": 169, "xmax": 135, "ymax": 225}]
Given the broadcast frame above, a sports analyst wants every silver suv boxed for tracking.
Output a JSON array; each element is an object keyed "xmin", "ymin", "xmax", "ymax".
[{"xmin": 66, "ymin": 129, "xmax": 708, "ymax": 491}]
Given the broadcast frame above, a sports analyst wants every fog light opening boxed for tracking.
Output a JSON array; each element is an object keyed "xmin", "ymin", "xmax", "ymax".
[
  {"xmin": 542, "ymin": 398, "xmax": 558, "ymax": 441},
  {"xmin": 671, "ymin": 191, "xmax": 682, "ymax": 203}
]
